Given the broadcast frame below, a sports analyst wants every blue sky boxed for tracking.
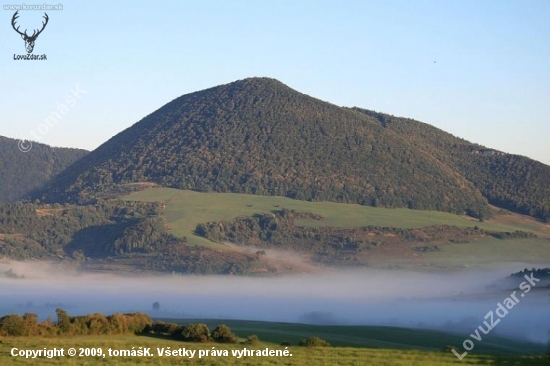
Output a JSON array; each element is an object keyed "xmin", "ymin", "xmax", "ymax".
[{"xmin": 1, "ymin": 0, "xmax": 549, "ymax": 164}]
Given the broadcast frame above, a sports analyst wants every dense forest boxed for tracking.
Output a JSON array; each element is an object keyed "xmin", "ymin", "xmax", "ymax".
[
  {"xmin": 35, "ymin": 77, "xmax": 504, "ymax": 219},
  {"xmin": 354, "ymin": 109, "xmax": 550, "ymax": 221},
  {"xmin": 0, "ymin": 136, "xmax": 87, "ymax": 202},
  {"xmin": 0, "ymin": 201, "xmax": 261, "ymax": 275},
  {"xmin": 0, "ymin": 200, "xmax": 164, "ymax": 259}
]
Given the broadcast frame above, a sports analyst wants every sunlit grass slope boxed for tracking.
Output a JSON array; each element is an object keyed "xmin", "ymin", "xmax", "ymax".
[{"xmin": 123, "ymin": 188, "xmax": 550, "ymax": 249}]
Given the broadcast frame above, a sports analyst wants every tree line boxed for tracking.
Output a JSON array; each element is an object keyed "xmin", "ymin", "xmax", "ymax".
[
  {"xmin": 1, "ymin": 309, "xmax": 332, "ymax": 348},
  {"xmin": 0, "ymin": 309, "xmax": 151, "ymax": 337},
  {"xmin": 195, "ymin": 209, "xmax": 537, "ymax": 266}
]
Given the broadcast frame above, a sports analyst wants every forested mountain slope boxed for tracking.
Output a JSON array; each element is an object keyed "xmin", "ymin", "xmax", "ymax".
[
  {"xmin": 353, "ymin": 109, "xmax": 550, "ymax": 221},
  {"xmin": 0, "ymin": 136, "xmax": 87, "ymax": 202},
  {"xmin": 35, "ymin": 78, "xmax": 492, "ymax": 217},
  {"xmin": 33, "ymin": 78, "xmax": 549, "ymax": 221}
]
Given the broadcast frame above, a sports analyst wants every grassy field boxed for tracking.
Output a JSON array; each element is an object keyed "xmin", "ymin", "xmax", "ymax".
[
  {"xmin": 424, "ymin": 238, "xmax": 550, "ymax": 268},
  {"xmin": 121, "ymin": 188, "xmax": 550, "ymax": 269},
  {"xmin": 123, "ymin": 188, "xmax": 550, "ymax": 248},
  {"xmin": 0, "ymin": 335, "xmax": 548, "ymax": 365},
  {"xmin": 159, "ymin": 318, "xmax": 548, "ymax": 356}
]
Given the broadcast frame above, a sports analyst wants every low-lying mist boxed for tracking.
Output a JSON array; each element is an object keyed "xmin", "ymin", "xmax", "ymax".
[{"xmin": 1, "ymin": 260, "xmax": 549, "ymax": 344}]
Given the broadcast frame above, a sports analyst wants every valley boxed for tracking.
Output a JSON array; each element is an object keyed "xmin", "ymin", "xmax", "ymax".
[{"xmin": 1, "ymin": 77, "xmax": 549, "ymax": 364}]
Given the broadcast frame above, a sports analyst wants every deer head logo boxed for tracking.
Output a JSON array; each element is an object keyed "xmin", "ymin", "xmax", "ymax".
[{"xmin": 11, "ymin": 11, "xmax": 49, "ymax": 54}]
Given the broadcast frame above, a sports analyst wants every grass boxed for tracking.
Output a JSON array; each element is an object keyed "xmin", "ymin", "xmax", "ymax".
[
  {"xmin": 0, "ymin": 335, "xmax": 548, "ymax": 365},
  {"xmin": 121, "ymin": 188, "xmax": 550, "ymax": 269},
  {"xmin": 123, "ymin": 188, "xmax": 550, "ymax": 249},
  {"xmin": 424, "ymin": 238, "xmax": 550, "ymax": 268},
  {"xmin": 159, "ymin": 318, "xmax": 548, "ymax": 356}
]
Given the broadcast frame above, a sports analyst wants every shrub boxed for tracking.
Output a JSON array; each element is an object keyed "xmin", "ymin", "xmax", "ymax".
[
  {"xmin": 181, "ymin": 323, "xmax": 210, "ymax": 342},
  {"xmin": 211, "ymin": 324, "xmax": 238, "ymax": 343},
  {"xmin": 298, "ymin": 336, "xmax": 330, "ymax": 347},
  {"xmin": 245, "ymin": 334, "xmax": 260, "ymax": 345}
]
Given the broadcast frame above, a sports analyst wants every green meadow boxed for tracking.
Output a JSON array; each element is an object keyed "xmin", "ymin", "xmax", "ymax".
[
  {"xmin": 123, "ymin": 188, "xmax": 550, "ymax": 268},
  {"xmin": 124, "ymin": 188, "xmax": 549, "ymax": 244},
  {"xmin": 159, "ymin": 319, "xmax": 548, "ymax": 355},
  {"xmin": 423, "ymin": 238, "xmax": 550, "ymax": 268}
]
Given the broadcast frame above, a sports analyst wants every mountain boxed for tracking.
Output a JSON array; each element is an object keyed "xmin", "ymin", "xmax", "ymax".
[
  {"xmin": 34, "ymin": 78, "xmax": 549, "ymax": 220},
  {"xmin": 353, "ymin": 109, "xmax": 550, "ymax": 221},
  {"xmin": 0, "ymin": 136, "xmax": 88, "ymax": 202}
]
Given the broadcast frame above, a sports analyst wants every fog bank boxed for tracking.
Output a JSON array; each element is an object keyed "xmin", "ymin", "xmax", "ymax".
[{"xmin": 1, "ymin": 260, "xmax": 548, "ymax": 344}]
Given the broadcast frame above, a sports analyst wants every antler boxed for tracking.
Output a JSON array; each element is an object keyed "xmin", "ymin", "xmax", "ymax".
[
  {"xmin": 29, "ymin": 13, "xmax": 49, "ymax": 40},
  {"xmin": 11, "ymin": 10, "xmax": 27, "ymax": 37}
]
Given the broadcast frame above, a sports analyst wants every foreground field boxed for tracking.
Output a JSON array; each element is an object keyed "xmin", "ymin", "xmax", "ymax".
[
  {"xmin": 161, "ymin": 319, "xmax": 548, "ymax": 356},
  {"xmin": 0, "ymin": 335, "xmax": 548, "ymax": 366}
]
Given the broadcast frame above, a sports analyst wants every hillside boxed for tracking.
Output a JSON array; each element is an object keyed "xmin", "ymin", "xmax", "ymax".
[
  {"xmin": 2, "ymin": 77, "xmax": 549, "ymax": 274},
  {"xmin": 0, "ymin": 199, "xmax": 264, "ymax": 275},
  {"xmin": 353, "ymin": 109, "xmax": 550, "ymax": 221},
  {"xmin": 36, "ymin": 77, "xmax": 502, "ymax": 218},
  {"xmin": 123, "ymin": 188, "xmax": 550, "ymax": 270},
  {"xmin": 2, "ymin": 188, "xmax": 549, "ymax": 274},
  {"xmin": 0, "ymin": 136, "xmax": 88, "ymax": 202}
]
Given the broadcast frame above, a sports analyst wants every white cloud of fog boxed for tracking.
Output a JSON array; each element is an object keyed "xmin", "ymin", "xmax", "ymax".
[{"xmin": 1, "ymin": 260, "xmax": 548, "ymax": 344}]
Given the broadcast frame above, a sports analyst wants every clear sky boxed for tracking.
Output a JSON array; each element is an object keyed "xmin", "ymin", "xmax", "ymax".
[{"xmin": 1, "ymin": 0, "xmax": 549, "ymax": 165}]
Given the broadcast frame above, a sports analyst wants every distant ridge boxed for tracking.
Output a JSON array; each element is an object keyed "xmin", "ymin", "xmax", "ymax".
[
  {"xmin": 33, "ymin": 77, "xmax": 550, "ymax": 221},
  {"xmin": 0, "ymin": 136, "xmax": 88, "ymax": 202}
]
